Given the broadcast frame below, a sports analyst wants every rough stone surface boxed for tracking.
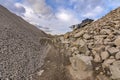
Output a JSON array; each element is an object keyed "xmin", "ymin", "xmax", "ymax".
[
  {"xmin": 115, "ymin": 52, "xmax": 120, "ymax": 60},
  {"xmin": 100, "ymin": 29, "xmax": 111, "ymax": 34},
  {"xmin": 114, "ymin": 37, "xmax": 120, "ymax": 46},
  {"xmin": 102, "ymin": 59, "xmax": 115, "ymax": 68},
  {"xmin": 69, "ymin": 54, "xmax": 93, "ymax": 80},
  {"xmin": 107, "ymin": 47, "xmax": 119, "ymax": 55},
  {"xmin": 101, "ymin": 51, "xmax": 109, "ymax": 60},
  {"xmin": 83, "ymin": 34, "xmax": 91, "ymax": 39},
  {"xmin": 96, "ymin": 74, "xmax": 109, "ymax": 80},
  {"xmin": 94, "ymin": 54, "xmax": 102, "ymax": 62},
  {"xmin": 74, "ymin": 30, "xmax": 84, "ymax": 38},
  {"xmin": 110, "ymin": 61, "xmax": 120, "ymax": 79}
]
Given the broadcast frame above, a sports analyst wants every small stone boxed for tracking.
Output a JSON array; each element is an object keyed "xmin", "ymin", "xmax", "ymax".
[
  {"xmin": 102, "ymin": 59, "xmax": 115, "ymax": 68},
  {"xmin": 72, "ymin": 39, "xmax": 85, "ymax": 46},
  {"xmin": 100, "ymin": 72, "xmax": 103, "ymax": 75},
  {"xmin": 94, "ymin": 35, "xmax": 107, "ymax": 39},
  {"xmin": 62, "ymin": 39, "xmax": 70, "ymax": 44},
  {"xmin": 92, "ymin": 45, "xmax": 105, "ymax": 53},
  {"xmin": 74, "ymin": 30, "xmax": 84, "ymax": 38},
  {"xmin": 104, "ymin": 39, "xmax": 114, "ymax": 45},
  {"xmin": 76, "ymin": 54, "xmax": 93, "ymax": 65},
  {"xmin": 115, "ymin": 52, "xmax": 120, "ymax": 60},
  {"xmin": 83, "ymin": 34, "xmax": 91, "ymax": 39},
  {"xmin": 96, "ymin": 74, "xmax": 109, "ymax": 80},
  {"xmin": 94, "ymin": 54, "xmax": 102, "ymax": 62},
  {"xmin": 65, "ymin": 43, "xmax": 69, "ymax": 49},
  {"xmin": 95, "ymin": 37, "xmax": 104, "ymax": 45},
  {"xmin": 79, "ymin": 45, "xmax": 88, "ymax": 53},
  {"xmin": 79, "ymin": 39, "xmax": 85, "ymax": 47},
  {"xmin": 71, "ymin": 47, "xmax": 77, "ymax": 52},
  {"xmin": 109, "ymin": 56, "xmax": 115, "ymax": 59},
  {"xmin": 88, "ymin": 42, "xmax": 94, "ymax": 49},
  {"xmin": 101, "ymin": 51, "xmax": 109, "ymax": 60},
  {"xmin": 59, "ymin": 36, "xmax": 64, "ymax": 41},
  {"xmin": 107, "ymin": 47, "xmax": 119, "ymax": 55},
  {"xmin": 64, "ymin": 33, "xmax": 69, "ymax": 39},
  {"xmin": 107, "ymin": 33, "xmax": 114, "ymax": 39},
  {"xmin": 85, "ymin": 50, "xmax": 90, "ymax": 56},
  {"xmin": 0, "ymin": 72, "xmax": 1, "ymax": 78},
  {"xmin": 100, "ymin": 29, "xmax": 111, "ymax": 34},
  {"xmin": 92, "ymin": 50, "xmax": 97, "ymax": 55},
  {"xmin": 37, "ymin": 70, "xmax": 44, "ymax": 76},
  {"xmin": 95, "ymin": 67, "xmax": 100, "ymax": 70},
  {"xmin": 5, "ymin": 78, "xmax": 10, "ymax": 80},
  {"xmin": 114, "ymin": 37, "xmax": 120, "ymax": 46},
  {"xmin": 74, "ymin": 50, "xmax": 80, "ymax": 54},
  {"xmin": 69, "ymin": 55, "xmax": 87, "ymax": 70}
]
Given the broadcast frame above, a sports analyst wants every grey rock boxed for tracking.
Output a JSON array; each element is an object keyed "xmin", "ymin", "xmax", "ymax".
[
  {"xmin": 101, "ymin": 51, "xmax": 109, "ymax": 60},
  {"xmin": 107, "ymin": 47, "xmax": 119, "ymax": 55},
  {"xmin": 114, "ymin": 37, "xmax": 120, "ymax": 46},
  {"xmin": 115, "ymin": 52, "xmax": 120, "ymax": 60}
]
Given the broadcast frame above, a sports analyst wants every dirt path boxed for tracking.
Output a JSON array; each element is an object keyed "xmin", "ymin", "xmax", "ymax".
[{"xmin": 30, "ymin": 41, "xmax": 73, "ymax": 80}]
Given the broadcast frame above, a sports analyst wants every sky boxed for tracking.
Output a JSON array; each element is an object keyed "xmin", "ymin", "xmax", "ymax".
[{"xmin": 0, "ymin": 0, "xmax": 120, "ymax": 34}]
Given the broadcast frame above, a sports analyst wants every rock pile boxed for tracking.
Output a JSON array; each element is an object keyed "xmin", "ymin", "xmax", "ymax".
[{"xmin": 58, "ymin": 7, "xmax": 120, "ymax": 80}]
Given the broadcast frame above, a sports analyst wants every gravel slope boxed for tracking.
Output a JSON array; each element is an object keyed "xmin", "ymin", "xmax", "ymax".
[{"xmin": 0, "ymin": 5, "xmax": 50, "ymax": 80}]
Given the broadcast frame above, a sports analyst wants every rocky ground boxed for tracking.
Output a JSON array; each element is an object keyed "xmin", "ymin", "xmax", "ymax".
[
  {"xmin": 0, "ymin": 5, "xmax": 120, "ymax": 80},
  {"xmin": 58, "ymin": 7, "xmax": 120, "ymax": 80}
]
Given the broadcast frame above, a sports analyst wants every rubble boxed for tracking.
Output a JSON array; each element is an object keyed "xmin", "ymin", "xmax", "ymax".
[{"xmin": 58, "ymin": 7, "xmax": 120, "ymax": 80}]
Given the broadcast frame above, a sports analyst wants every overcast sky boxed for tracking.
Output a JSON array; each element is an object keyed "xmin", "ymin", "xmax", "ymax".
[{"xmin": 0, "ymin": 0, "xmax": 120, "ymax": 34}]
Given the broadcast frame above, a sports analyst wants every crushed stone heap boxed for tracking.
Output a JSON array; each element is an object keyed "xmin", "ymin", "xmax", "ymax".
[
  {"xmin": 0, "ymin": 5, "xmax": 51, "ymax": 80},
  {"xmin": 58, "ymin": 7, "xmax": 120, "ymax": 80},
  {"xmin": 0, "ymin": 5, "xmax": 72, "ymax": 80}
]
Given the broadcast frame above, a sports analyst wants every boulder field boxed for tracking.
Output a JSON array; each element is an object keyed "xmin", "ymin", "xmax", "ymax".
[{"xmin": 58, "ymin": 7, "xmax": 120, "ymax": 80}]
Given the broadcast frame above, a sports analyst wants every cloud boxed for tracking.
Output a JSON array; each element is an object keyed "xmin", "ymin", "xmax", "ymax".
[
  {"xmin": 17, "ymin": 1, "xmax": 80, "ymax": 34},
  {"xmin": 55, "ymin": 9, "xmax": 77, "ymax": 22},
  {"xmin": 27, "ymin": 0, "xmax": 52, "ymax": 16},
  {"xmin": 0, "ymin": 0, "xmax": 120, "ymax": 34},
  {"xmin": 14, "ymin": 3, "xmax": 26, "ymax": 16},
  {"xmin": 56, "ymin": 11, "xmax": 71, "ymax": 21},
  {"xmin": 82, "ymin": 6, "xmax": 103, "ymax": 19}
]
